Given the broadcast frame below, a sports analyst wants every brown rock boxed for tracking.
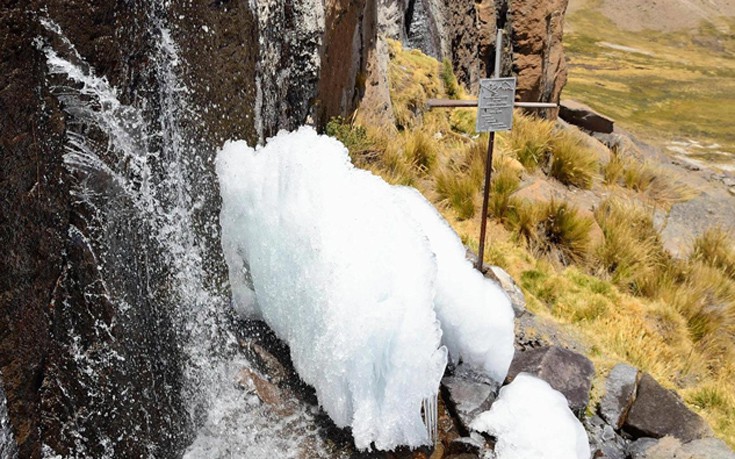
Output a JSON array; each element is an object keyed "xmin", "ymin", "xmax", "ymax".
[
  {"xmin": 628, "ymin": 436, "xmax": 735, "ymax": 459},
  {"xmin": 393, "ymin": 0, "xmax": 568, "ymax": 117},
  {"xmin": 237, "ymin": 368, "xmax": 284, "ymax": 407},
  {"xmin": 560, "ymin": 100, "xmax": 615, "ymax": 134},
  {"xmin": 623, "ymin": 374, "xmax": 712, "ymax": 442},
  {"xmin": 509, "ymin": 0, "xmax": 569, "ymax": 113},
  {"xmin": 506, "ymin": 346, "xmax": 594, "ymax": 415},
  {"xmin": 317, "ymin": 0, "xmax": 371, "ymax": 127}
]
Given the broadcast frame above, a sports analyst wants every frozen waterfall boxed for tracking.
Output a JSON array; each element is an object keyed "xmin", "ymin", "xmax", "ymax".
[{"xmin": 216, "ymin": 127, "xmax": 515, "ymax": 450}]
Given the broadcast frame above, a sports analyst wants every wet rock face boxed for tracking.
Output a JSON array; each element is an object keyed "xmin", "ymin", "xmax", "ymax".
[
  {"xmin": 0, "ymin": 2, "xmax": 260, "ymax": 456},
  {"xmin": 0, "ymin": 374, "xmax": 18, "ymax": 458},
  {"xmin": 1, "ymin": 3, "xmax": 76, "ymax": 456},
  {"xmin": 170, "ymin": 1, "xmax": 259, "ymax": 147},
  {"xmin": 254, "ymin": 0, "xmax": 326, "ymax": 140}
]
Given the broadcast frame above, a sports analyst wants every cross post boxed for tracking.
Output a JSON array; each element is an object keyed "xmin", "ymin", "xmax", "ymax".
[{"xmin": 426, "ymin": 30, "xmax": 557, "ymax": 271}]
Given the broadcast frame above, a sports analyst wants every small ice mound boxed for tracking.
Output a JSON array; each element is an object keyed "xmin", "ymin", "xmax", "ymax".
[
  {"xmin": 217, "ymin": 127, "xmax": 447, "ymax": 450},
  {"xmin": 394, "ymin": 187, "xmax": 514, "ymax": 382},
  {"xmin": 470, "ymin": 373, "xmax": 591, "ymax": 459}
]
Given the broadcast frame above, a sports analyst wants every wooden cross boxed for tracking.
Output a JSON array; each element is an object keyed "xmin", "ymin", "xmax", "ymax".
[{"xmin": 427, "ymin": 30, "xmax": 557, "ymax": 271}]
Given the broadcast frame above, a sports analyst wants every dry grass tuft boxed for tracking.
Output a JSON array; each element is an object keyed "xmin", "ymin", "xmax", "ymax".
[
  {"xmin": 503, "ymin": 112, "xmax": 554, "ymax": 171},
  {"xmin": 604, "ymin": 147, "xmax": 697, "ymax": 205},
  {"xmin": 548, "ymin": 130, "xmax": 599, "ymax": 189},
  {"xmin": 507, "ymin": 199, "xmax": 593, "ymax": 265},
  {"xmin": 592, "ymin": 198, "xmax": 667, "ymax": 293},
  {"xmin": 534, "ymin": 200, "xmax": 594, "ymax": 265},
  {"xmin": 691, "ymin": 227, "xmax": 735, "ymax": 280},
  {"xmin": 435, "ymin": 169, "xmax": 477, "ymax": 220},
  {"xmin": 403, "ymin": 130, "xmax": 438, "ymax": 173},
  {"xmin": 488, "ymin": 162, "xmax": 521, "ymax": 220},
  {"xmin": 603, "ymin": 152, "xmax": 625, "ymax": 185}
]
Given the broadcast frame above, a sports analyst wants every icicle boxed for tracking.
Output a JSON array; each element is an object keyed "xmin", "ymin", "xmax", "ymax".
[{"xmin": 421, "ymin": 393, "xmax": 438, "ymax": 445}]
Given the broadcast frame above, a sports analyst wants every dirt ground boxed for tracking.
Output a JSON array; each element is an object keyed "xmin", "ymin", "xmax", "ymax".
[{"xmin": 567, "ymin": 0, "xmax": 735, "ymax": 32}]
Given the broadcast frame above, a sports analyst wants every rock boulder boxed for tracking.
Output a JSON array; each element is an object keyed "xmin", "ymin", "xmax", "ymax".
[
  {"xmin": 584, "ymin": 414, "xmax": 628, "ymax": 459},
  {"xmin": 623, "ymin": 374, "xmax": 712, "ymax": 442},
  {"xmin": 505, "ymin": 346, "xmax": 594, "ymax": 416},
  {"xmin": 559, "ymin": 99, "xmax": 615, "ymax": 133},
  {"xmin": 599, "ymin": 363, "xmax": 639, "ymax": 430},
  {"xmin": 484, "ymin": 266, "xmax": 526, "ymax": 317},
  {"xmin": 441, "ymin": 364, "xmax": 500, "ymax": 434},
  {"xmin": 628, "ymin": 436, "xmax": 735, "ymax": 459}
]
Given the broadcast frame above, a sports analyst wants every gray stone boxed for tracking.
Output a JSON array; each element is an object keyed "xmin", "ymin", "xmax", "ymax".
[
  {"xmin": 680, "ymin": 437, "xmax": 735, "ymax": 459},
  {"xmin": 560, "ymin": 99, "xmax": 615, "ymax": 134},
  {"xmin": 584, "ymin": 414, "xmax": 628, "ymax": 459},
  {"xmin": 506, "ymin": 346, "xmax": 595, "ymax": 416},
  {"xmin": 464, "ymin": 253, "xmax": 525, "ymax": 318},
  {"xmin": 623, "ymin": 374, "xmax": 712, "ymax": 442},
  {"xmin": 599, "ymin": 363, "xmax": 639, "ymax": 429},
  {"xmin": 628, "ymin": 436, "xmax": 735, "ymax": 459},
  {"xmin": 441, "ymin": 364, "xmax": 500, "ymax": 434},
  {"xmin": 627, "ymin": 437, "xmax": 669, "ymax": 459},
  {"xmin": 485, "ymin": 266, "xmax": 526, "ymax": 317}
]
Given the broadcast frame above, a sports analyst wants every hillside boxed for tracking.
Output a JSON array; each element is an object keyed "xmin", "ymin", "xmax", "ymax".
[
  {"xmin": 330, "ymin": 39, "xmax": 735, "ymax": 453},
  {"xmin": 567, "ymin": 0, "xmax": 735, "ymax": 32},
  {"xmin": 564, "ymin": 0, "xmax": 735, "ymax": 170}
]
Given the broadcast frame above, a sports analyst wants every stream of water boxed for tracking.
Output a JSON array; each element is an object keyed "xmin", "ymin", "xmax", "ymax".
[{"xmin": 38, "ymin": 9, "xmax": 332, "ymax": 458}]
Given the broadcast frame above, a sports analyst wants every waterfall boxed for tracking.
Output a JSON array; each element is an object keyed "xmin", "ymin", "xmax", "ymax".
[
  {"xmin": 1, "ymin": 373, "xmax": 18, "ymax": 459},
  {"xmin": 38, "ymin": 10, "xmax": 333, "ymax": 459}
]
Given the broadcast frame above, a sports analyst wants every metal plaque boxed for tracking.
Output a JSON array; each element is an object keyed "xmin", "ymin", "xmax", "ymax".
[{"xmin": 475, "ymin": 77, "xmax": 517, "ymax": 132}]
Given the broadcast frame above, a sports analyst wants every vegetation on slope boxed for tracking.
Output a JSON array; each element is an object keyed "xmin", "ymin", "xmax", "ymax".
[
  {"xmin": 327, "ymin": 40, "xmax": 735, "ymax": 447},
  {"xmin": 564, "ymin": 3, "xmax": 735, "ymax": 165}
]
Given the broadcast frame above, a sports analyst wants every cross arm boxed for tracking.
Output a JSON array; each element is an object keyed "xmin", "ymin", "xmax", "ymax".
[{"xmin": 426, "ymin": 99, "xmax": 558, "ymax": 109}]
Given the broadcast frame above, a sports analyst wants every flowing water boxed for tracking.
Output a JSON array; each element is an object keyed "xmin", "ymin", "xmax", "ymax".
[
  {"xmin": 1, "ymin": 373, "xmax": 18, "ymax": 459},
  {"xmin": 38, "ymin": 10, "xmax": 332, "ymax": 459}
]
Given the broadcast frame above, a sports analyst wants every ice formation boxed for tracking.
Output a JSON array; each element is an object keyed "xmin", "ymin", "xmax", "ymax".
[
  {"xmin": 216, "ymin": 126, "xmax": 514, "ymax": 450},
  {"xmin": 394, "ymin": 187, "xmax": 514, "ymax": 382},
  {"xmin": 470, "ymin": 373, "xmax": 591, "ymax": 459}
]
